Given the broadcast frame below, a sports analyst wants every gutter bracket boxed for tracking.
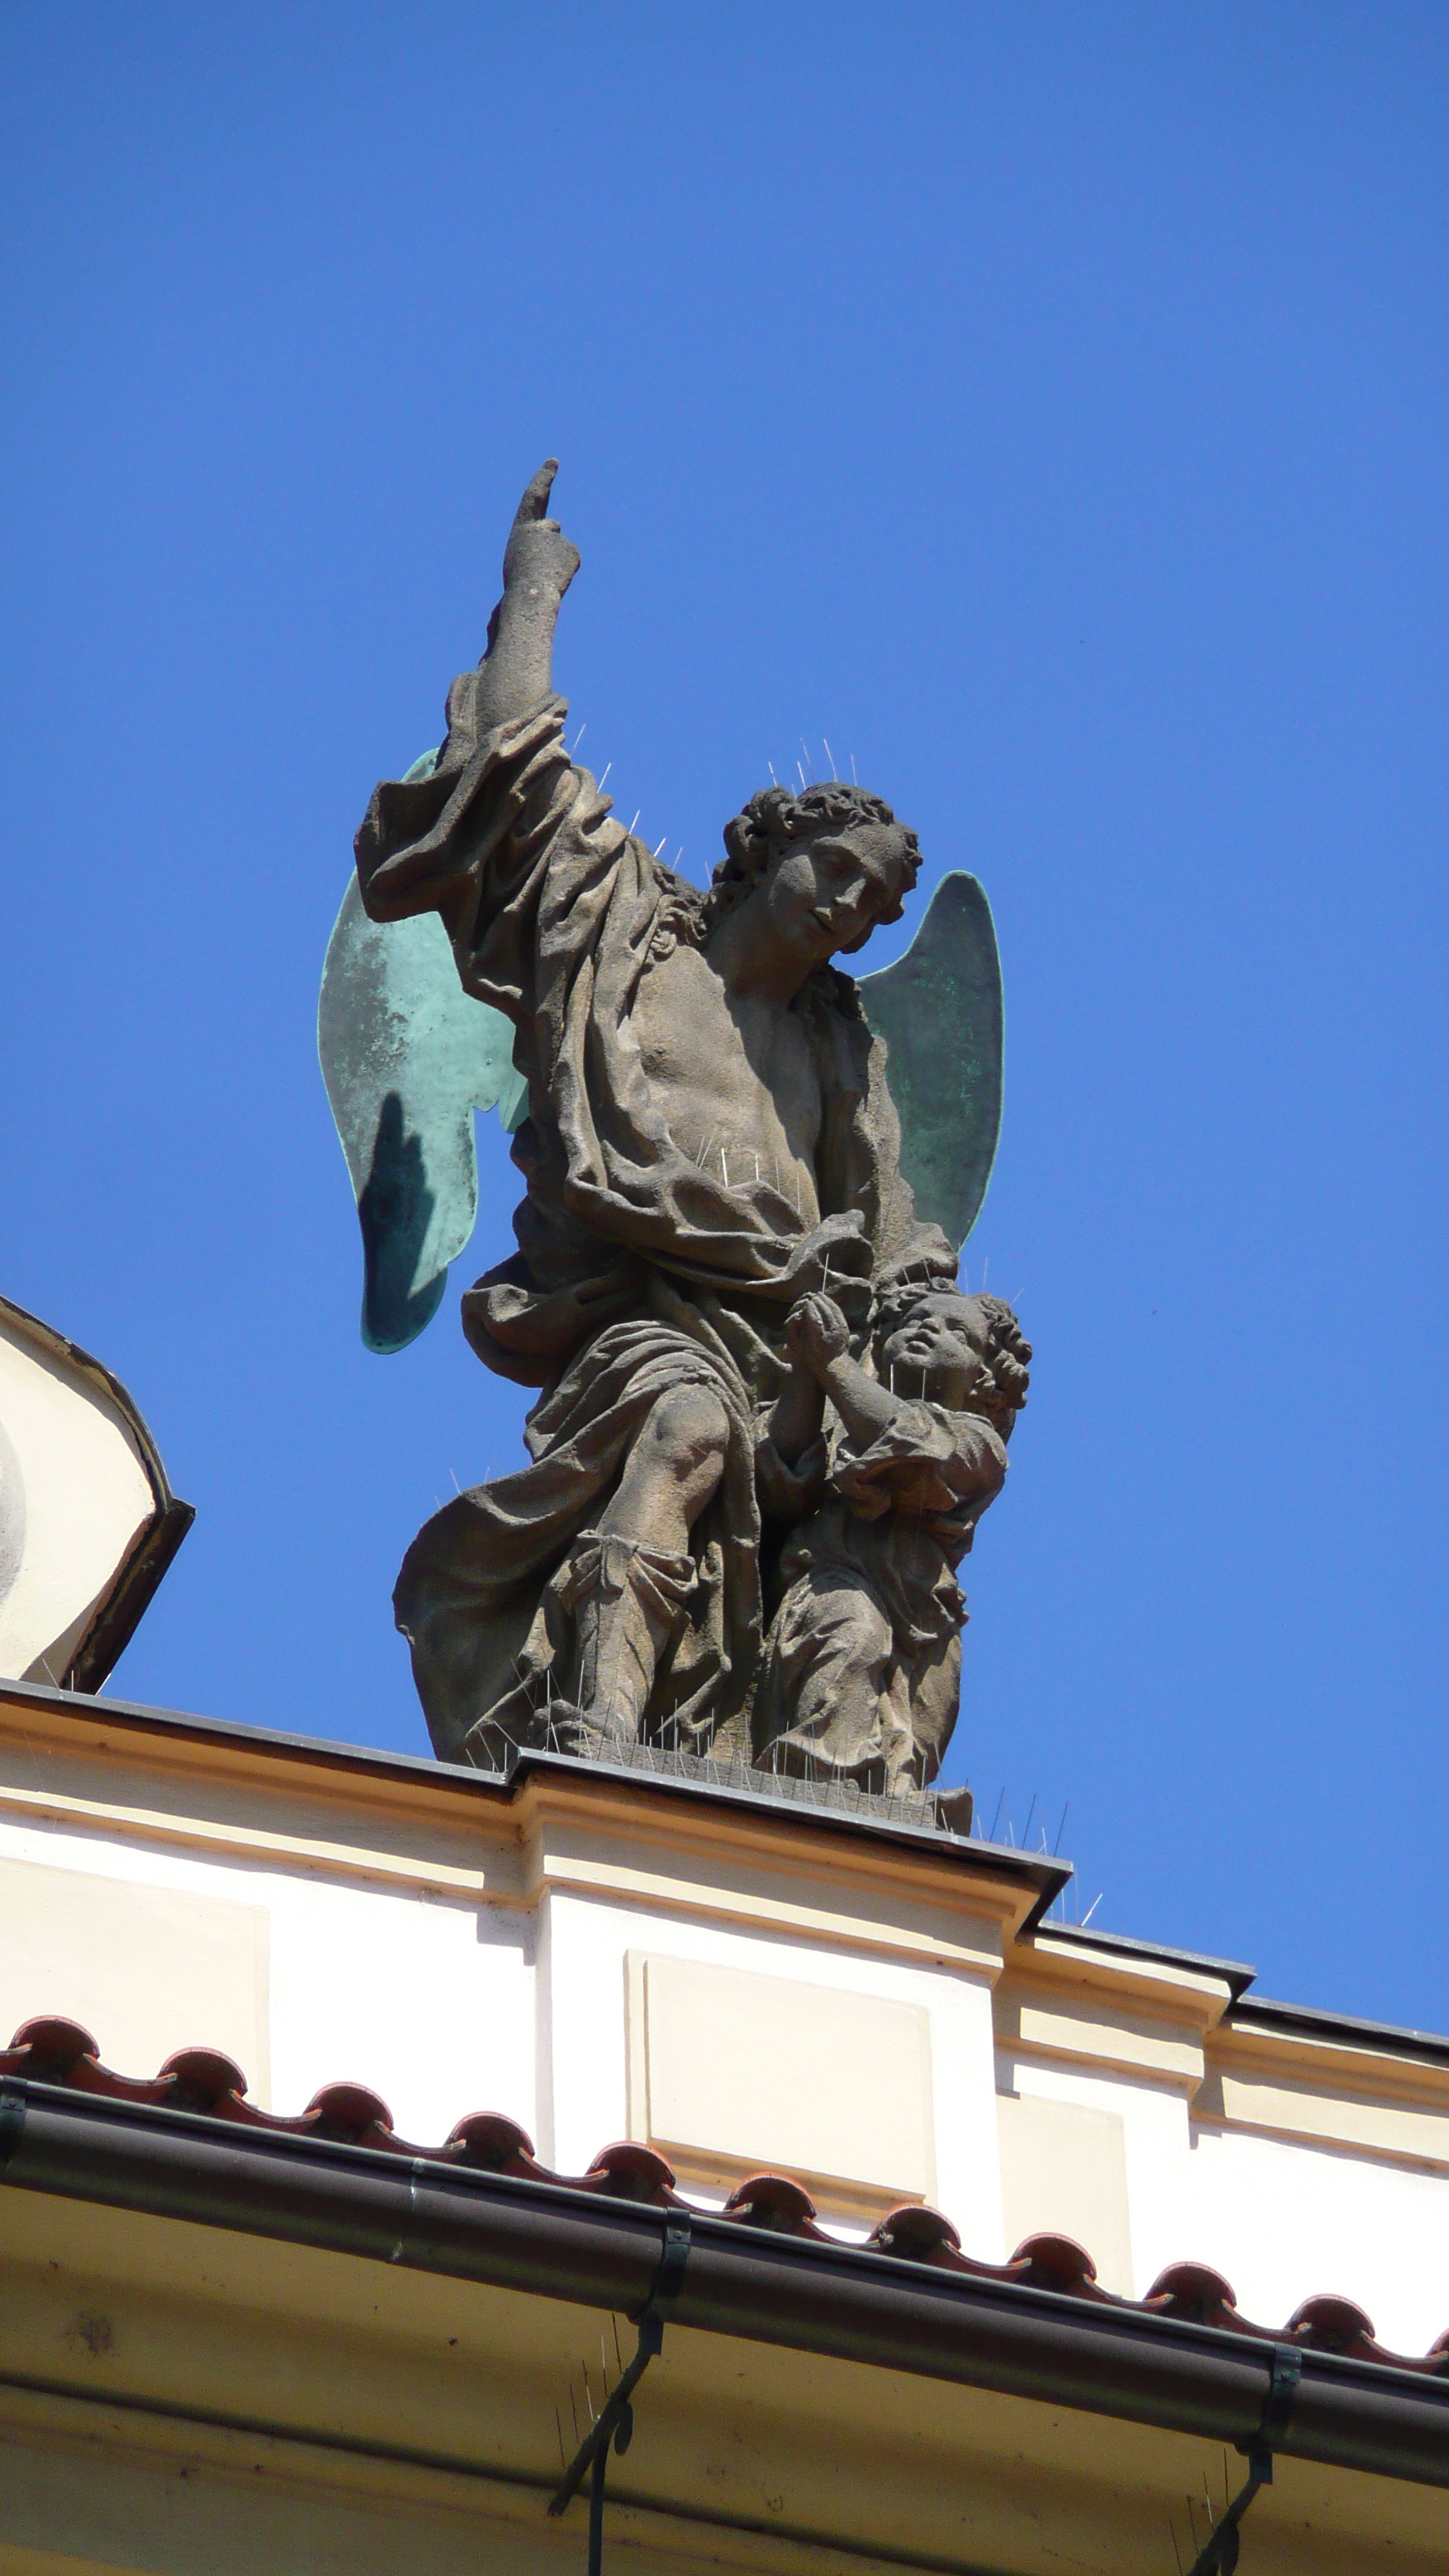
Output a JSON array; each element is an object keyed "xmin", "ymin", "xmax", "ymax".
[
  {"xmin": 547, "ymin": 2215, "xmax": 691, "ymax": 2576},
  {"xmin": 0, "ymin": 2081, "xmax": 24, "ymax": 2174},
  {"xmin": 1184, "ymin": 2345, "xmax": 1301, "ymax": 2574}
]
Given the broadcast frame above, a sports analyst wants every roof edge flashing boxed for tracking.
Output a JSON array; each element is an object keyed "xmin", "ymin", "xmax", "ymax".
[{"xmin": 0, "ymin": 1676, "xmax": 1069, "ymax": 1918}]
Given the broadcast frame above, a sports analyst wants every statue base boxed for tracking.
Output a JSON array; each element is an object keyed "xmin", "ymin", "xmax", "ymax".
[{"xmin": 455, "ymin": 1718, "xmax": 975, "ymax": 1840}]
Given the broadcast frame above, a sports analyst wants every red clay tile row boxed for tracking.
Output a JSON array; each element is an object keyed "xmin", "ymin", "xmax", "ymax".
[{"xmin": 5, "ymin": 2016, "xmax": 1445, "ymax": 2376}]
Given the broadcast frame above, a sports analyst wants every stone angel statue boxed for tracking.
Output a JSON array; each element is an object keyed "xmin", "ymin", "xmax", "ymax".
[{"xmin": 324, "ymin": 462, "xmax": 1023, "ymax": 1793}]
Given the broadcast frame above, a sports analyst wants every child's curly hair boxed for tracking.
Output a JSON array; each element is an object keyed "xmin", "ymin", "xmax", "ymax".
[
  {"xmin": 971, "ymin": 1294, "xmax": 1033, "ymax": 1417},
  {"xmin": 872, "ymin": 1280, "xmax": 1032, "ymax": 1427},
  {"xmin": 701, "ymin": 783, "xmax": 920, "ymax": 941}
]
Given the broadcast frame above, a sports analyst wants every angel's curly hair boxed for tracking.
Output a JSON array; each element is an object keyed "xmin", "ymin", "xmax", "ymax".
[
  {"xmin": 872, "ymin": 1283, "xmax": 1032, "ymax": 1425},
  {"xmin": 701, "ymin": 783, "xmax": 920, "ymax": 940}
]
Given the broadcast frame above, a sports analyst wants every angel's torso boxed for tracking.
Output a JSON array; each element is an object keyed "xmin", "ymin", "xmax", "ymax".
[{"xmin": 628, "ymin": 942, "xmax": 824, "ymax": 1223}]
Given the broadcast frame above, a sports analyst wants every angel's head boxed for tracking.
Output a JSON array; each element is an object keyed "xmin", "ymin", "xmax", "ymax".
[
  {"xmin": 873, "ymin": 1279, "xmax": 1031, "ymax": 1430},
  {"xmin": 702, "ymin": 783, "xmax": 920, "ymax": 978}
]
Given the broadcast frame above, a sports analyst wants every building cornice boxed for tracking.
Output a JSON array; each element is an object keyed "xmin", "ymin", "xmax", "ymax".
[
  {"xmin": 8, "ymin": 1677, "xmax": 1449, "ymax": 2139},
  {"xmin": 0, "ymin": 1678, "xmax": 1064, "ymax": 1956},
  {"xmin": 994, "ymin": 1933, "xmax": 1236, "ymax": 2094}
]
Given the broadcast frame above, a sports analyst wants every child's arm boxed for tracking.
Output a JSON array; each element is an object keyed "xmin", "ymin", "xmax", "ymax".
[
  {"xmin": 756, "ymin": 1296, "xmax": 835, "ymax": 1523},
  {"xmin": 782, "ymin": 1293, "xmax": 906, "ymax": 1451},
  {"xmin": 766, "ymin": 1348, "xmax": 827, "ymax": 1467}
]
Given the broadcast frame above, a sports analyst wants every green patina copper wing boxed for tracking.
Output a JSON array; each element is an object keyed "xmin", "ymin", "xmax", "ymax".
[
  {"xmin": 318, "ymin": 752, "xmax": 527, "ymax": 1354},
  {"xmin": 857, "ymin": 871, "xmax": 1004, "ymax": 1253}
]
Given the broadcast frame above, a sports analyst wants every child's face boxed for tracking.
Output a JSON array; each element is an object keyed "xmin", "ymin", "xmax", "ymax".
[{"xmin": 879, "ymin": 1295, "xmax": 989, "ymax": 1411}]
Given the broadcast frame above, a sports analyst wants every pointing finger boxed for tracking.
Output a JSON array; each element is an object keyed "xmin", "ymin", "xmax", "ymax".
[{"xmin": 513, "ymin": 459, "xmax": 560, "ymax": 526}]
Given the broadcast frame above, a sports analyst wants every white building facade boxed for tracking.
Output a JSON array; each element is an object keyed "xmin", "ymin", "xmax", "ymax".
[{"xmin": 1, "ymin": 1672, "xmax": 1444, "ymax": 2363}]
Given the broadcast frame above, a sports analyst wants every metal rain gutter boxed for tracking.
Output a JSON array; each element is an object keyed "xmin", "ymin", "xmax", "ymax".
[{"xmin": 2, "ymin": 2080, "xmax": 1446, "ymax": 2492}]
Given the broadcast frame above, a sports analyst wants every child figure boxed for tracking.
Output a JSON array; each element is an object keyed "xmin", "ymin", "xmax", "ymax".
[{"xmin": 753, "ymin": 1269, "xmax": 1030, "ymax": 1795}]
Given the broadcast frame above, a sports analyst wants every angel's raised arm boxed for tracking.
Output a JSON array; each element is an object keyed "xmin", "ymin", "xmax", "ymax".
[
  {"xmin": 355, "ymin": 461, "xmax": 584, "ymax": 927},
  {"xmin": 468, "ymin": 459, "xmax": 581, "ymax": 735}
]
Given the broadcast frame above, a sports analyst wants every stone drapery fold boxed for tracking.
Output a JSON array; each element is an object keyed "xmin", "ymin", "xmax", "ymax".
[
  {"xmin": 357, "ymin": 690, "xmax": 920, "ymax": 1341},
  {"xmin": 394, "ymin": 1300, "xmax": 762, "ymax": 1762}
]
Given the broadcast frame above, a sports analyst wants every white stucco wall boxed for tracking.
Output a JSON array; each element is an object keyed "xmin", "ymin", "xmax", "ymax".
[
  {"xmin": 1, "ymin": 1710, "xmax": 1445, "ymax": 2362},
  {"xmin": 1186, "ymin": 2119, "xmax": 1449, "ymax": 2358},
  {"xmin": 0, "ymin": 1814, "xmax": 536, "ymax": 2147},
  {"xmin": 540, "ymin": 1885, "xmax": 1005, "ymax": 2252}
]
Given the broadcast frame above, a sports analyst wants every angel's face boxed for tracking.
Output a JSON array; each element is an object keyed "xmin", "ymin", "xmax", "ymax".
[
  {"xmin": 763, "ymin": 824, "xmax": 916, "ymax": 970},
  {"xmin": 880, "ymin": 1296, "xmax": 989, "ymax": 1410}
]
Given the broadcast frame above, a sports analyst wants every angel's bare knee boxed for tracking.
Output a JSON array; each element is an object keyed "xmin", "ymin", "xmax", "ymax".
[
  {"xmin": 639, "ymin": 1384, "xmax": 730, "ymax": 1482},
  {"xmin": 603, "ymin": 1381, "xmax": 731, "ymax": 1554}
]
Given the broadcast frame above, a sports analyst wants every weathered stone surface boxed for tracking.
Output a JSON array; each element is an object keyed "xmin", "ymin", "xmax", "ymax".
[{"xmin": 352, "ymin": 464, "xmax": 1028, "ymax": 1792}]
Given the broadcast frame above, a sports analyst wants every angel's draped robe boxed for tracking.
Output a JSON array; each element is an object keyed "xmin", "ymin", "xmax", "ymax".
[{"xmin": 355, "ymin": 686, "xmax": 926, "ymax": 1762}]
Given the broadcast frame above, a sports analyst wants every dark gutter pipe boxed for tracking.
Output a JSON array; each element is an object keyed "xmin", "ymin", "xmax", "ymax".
[{"xmin": 2, "ymin": 2080, "xmax": 1446, "ymax": 2492}]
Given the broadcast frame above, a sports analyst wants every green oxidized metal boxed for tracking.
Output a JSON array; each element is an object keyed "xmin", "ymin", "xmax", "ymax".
[
  {"xmin": 318, "ymin": 751, "xmax": 527, "ymax": 1353},
  {"xmin": 858, "ymin": 870, "xmax": 1003, "ymax": 1252}
]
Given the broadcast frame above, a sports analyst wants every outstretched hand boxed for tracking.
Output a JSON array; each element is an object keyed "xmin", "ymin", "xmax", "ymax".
[{"xmin": 502, "ymin": 459, "xmax": 581, "ymax": 605}]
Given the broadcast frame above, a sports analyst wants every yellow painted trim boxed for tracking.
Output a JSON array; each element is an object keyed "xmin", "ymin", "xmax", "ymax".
[
  {"xmin": 0, "ymin": 1694, "xmax": 1032, "ymax": 1972},
  {"xmin": 994, "ymin": 1985, "xmax": 1207, "ymax": 2088},
  {"xmin": 0, "ymin": 1779, "xmax": 509, "ymax": 1903},
  {"xmin": 539, "ymin": 1846, "xmax": 1003, "ymax": 1968},
  {"xmin": 1199, "ymin": 2064, "xmax": 1449, "ymax": 2169},
  {"xmin": 519, "ymin": 1776, "xmax": 1026, "ymax": 1959},
  {"xmin": 17, "ymin": 1687, "xmax": 1449, "ymax": 2152},
  {"xmin": 1020, "ymin": 1936, "xmax": 1233, "ymax": 2030},
  {"xmin": 1201, "ymin": 2023, "xmax": 1449, "ymax": 2167},
  {"xmin": 1211, "ymin": 2019, "xmax": 1449, "ymax": 2105}
]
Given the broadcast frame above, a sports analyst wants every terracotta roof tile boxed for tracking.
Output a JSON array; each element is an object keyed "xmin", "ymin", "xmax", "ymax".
[
  {"xmin": 5, "ymin": 2016, "xmax": 1446, "ymax": 2375},
  {"xmin": 721, "ymin": 2172, "xmax": 835, "ymax": 2238}
]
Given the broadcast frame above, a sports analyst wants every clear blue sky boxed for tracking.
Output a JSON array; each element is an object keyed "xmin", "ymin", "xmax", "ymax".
[{"xmin": 3, "ymin": 5, "xmax": 1445, "ymax": 2029}]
